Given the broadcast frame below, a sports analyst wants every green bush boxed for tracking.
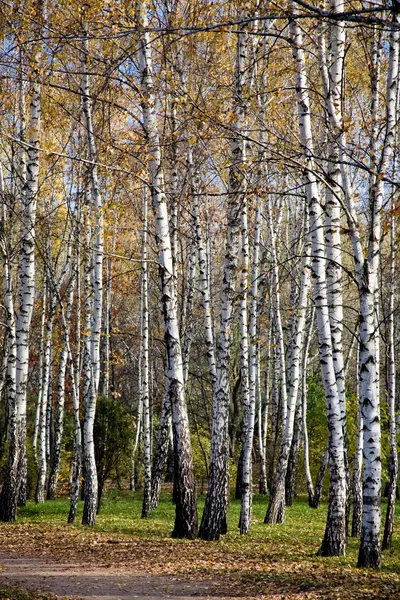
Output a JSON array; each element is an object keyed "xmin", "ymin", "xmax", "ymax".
[{"xmin": 94, "ymin": 395, "xmax": 135, "ymax": 512}]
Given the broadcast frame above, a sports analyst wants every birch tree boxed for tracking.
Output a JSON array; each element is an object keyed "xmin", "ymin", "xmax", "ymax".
[
  {"xmin": 0, "ymin": 1, "xmax": 45, "ymax": 519},
  {"xmin": 81, "ymin": 15, "xmax": 104, "ymax": 526},
  {"xmin": 357, "ymin": 12, "xmax": 399, "ymax": 568},
  {"xmin": 135, "ymin": 0, "xmax": 198, "ymax": 538},
  {"xmin": 199, "ymin": 14, "xmax": 247, "ymax": 542},
  {"xmin": 141, "ymin": 189, "xmax": 151, "ymax": 518},
  {"xmin": 289, "ymin": 4, "xmax": 347, "ymax": 556}
]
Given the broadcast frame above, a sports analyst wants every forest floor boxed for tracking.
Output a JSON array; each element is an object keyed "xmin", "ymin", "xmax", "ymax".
[{"xmin": 0, "ymin": 492, "xmax": 399, "ymax": 600}]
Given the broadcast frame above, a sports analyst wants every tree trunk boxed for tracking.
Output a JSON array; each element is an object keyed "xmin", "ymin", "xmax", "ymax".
[
  {"xmin": 81, "ymin": 17, "xmax": 103, "ymax": 526},
  {"xmin": 193, "ymin": 187, "xmax": 217, "ymax": 386},
  {"xmin": 290, "ymin": 6, "xmax": 346, "ymax": 556},
  {"xmin": 285, "ymin": 395, "xmax": 302, "ymax": 507},
  {"xmin": 351, "ymin": 343, "xmax": 363, "ymax": 537},
  {"xmin": 199, "ymin": 15, "xmax": 247, "ymax": 541},
  {"xmin": 102, "ymin": 217, "xmax": 115, "ymax": 397},
  {"xmin": 311, "ymin": 445, "xmax": 329, "ymax": 509},
  {"xmin": 302, "ymin": 308, "xmax": 315, "ymax": 507},
  {"xmin": 35, "ymin": 278, "xmax": 54, "ymax": 504},
  {"xmin": 68, "ymin": 207, "xmax": 82, "ymax": 524},
  {"xmin": 382, "ymin": 188, "xmax": 398, "ymax": 551},
  {"xmin": 150, "ymin": 379, "xmax": 172, "ymax": 511},
  {"xmin": 141, "ymin": 189, "xmax": 151, "ymax": 518},
  {"xmin": 181, "ymin": 236, "xmax": 197, "ymax": 387},
  {"xmin": 0, "ymin": 8, "xmax": 44, "ymax": 517},
  {"xmin": 47, "ymin": 266, "xmax": 75, "ymax": 500},
  {"xmin": 259, "ymin": 317, "xmax": 271, "ymax": 496},
  {"xmin": 239, "ymin": 196, "xmax": 261, "ymax": 533},
  {"xmin": 358, "ymin": 13, "xmax": 399, "ymax": 569},
  {"xmin": 0, "ymin": 165, "xmax": 17, "ymax": 521},
  {"xmin": 136, "ymin": 1, "xmax": 198, "ymax": 538},
  {"xmin": 265, "ymin": 208, "xmax": 311, "ymax": 524},
  {"xmin": 236, "ymin": 186, "xmax": 250, "ymax": 501},
  {"xmin": 33, "ymin": 275, "xmax": 47, "ymax": 467}
]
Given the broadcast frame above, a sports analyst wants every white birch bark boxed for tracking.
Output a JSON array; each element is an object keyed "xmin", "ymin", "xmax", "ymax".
[
  {"xmin": 0, "ymin": 164, "xmax": 17, "ymax": 520},
  {"xmin": 265, "ymin": 208, "xmax": 311, "ymax": 524},
  {"xmin": 47, "ymin": 265, "xmax": 76, "ymax": 500},
  {"xmin": 36, "ymin": 243, "xmax": 72, "ymax": 503},
  {"xmin": 239, "ymin": 196, "xmax": 261, "ymax": 533},
  {"xmin": 302, "ymin": 308, "xmax": 315, "ymax": 507},
  {"xmin": 141, "ymin": 189, "xmax": 151, "ymax": 518},
  {"xmin": 259, "ymin": 318, "xmax": 271, "ymax": 495},
  {"xmin": 193, "ymin": 191, "xmax": 217, "ymax": 385},
  {"xmin": 35, "ymin": 275, "xmax": 54, "ymax": 504},
  {"xmin": 68, "ymin": 354, "xmax": 82, "ymax": 524},
  {"xmin": 319, "ymin": 2, "xmax": 350, "ymax": 527},
  {"xmin": 68, "ymin": 203, "xmax": 82, "ymax": 524},
  {"xmin": 150, "ymin": 378, "xmax": 172, "ymax": 511},
  {"xmin": 136, "ymin": 1, "xmax": 198, "ymax": 538},
  {"xmin": 382, "ymin": 199, "xmax": 397, "ymax": 550},
  {"xmin": 33, "ymin": 275, "xmax": 47, "ymax": 466},
  {"xmin": 102, "ymin": 217, "xmax": 116, "ymax": 398},
  {"xmin": 81, "ymin": 18, "xmax": 103, "ymax": 526},
  {"xmin": 268, "ymin": 323, "xmax": 281, "ymax": 487},
  {"xmin": 2, "ymin": 5, "xmax": 45, "ymax": 515},
  {"xmin": 182, "ymin": 236, "xmax": 197, "ymax": 387},
  {"xmin": 236, "ymin": 184, "xmax": 250, "ymax": 499},
  {"xmin": 266, "ymin": 197, "xmax": 287, "ymax": 428},
  {"xmin": 131, "ymin": 277, "xmax": 144, "ymax": 491},
  {"xmin": 45, "ymin": 344, "xmax": 54, "ymax": 468},
  {"xmin": 15, "ymin": 11, "xmax": 44, "ymax": 511},
  {"xmin": 358, "ymin": 13, "xmax": 399, "ymax": 568},
  {"xmin": 199, "ymin": 16, "xmax": 247, "ymax": 541},
  {"xmin": 289, "ymin": 5, "xmax": 346, "ymax": 555},
  {"xmin": 169, "ymin": 100, "xmax": 179, "ymax": 280},
  {"xmin": 351, "ymin": 342, "xmax": 363, "ymax": 537}
]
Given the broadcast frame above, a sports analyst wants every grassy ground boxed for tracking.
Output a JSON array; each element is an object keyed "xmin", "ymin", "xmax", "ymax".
[{"xmin": 0, "ymin": 491, "xmax": 399, "ymax": 599}]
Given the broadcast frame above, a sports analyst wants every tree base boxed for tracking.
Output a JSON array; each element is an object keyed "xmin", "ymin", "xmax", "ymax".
[
  {"xmin": 264, "ymin": 493, "xmax": 285, "ymax": 524},
  {"xmin": 171, "ymin": 493, "xmax": 198, "ymax": 539},
  {"xmin": 318, "ymin": 526, "xmax": 346, "ymax": 557},
  {"xmin": 357, "ymin": 542, "xmax": 380, "ymax": 569},
  {"xmin": 199, "ymin": 510, "xmax": 224, "ymax": 541}
]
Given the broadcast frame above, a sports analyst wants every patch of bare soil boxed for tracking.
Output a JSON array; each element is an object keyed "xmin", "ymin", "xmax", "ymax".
[{"xmin": 0, "ymin": 555, "xmax": 227, "ymax": 600}]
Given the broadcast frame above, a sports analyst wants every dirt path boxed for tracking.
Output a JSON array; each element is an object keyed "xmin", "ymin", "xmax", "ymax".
[
  {"xmin": 0, "ymin": 522, "xmax": 398, "ymax": 600},
  {"xmin": 0, "ymin": 555, "xmax": 229, "ymax": 600}
]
